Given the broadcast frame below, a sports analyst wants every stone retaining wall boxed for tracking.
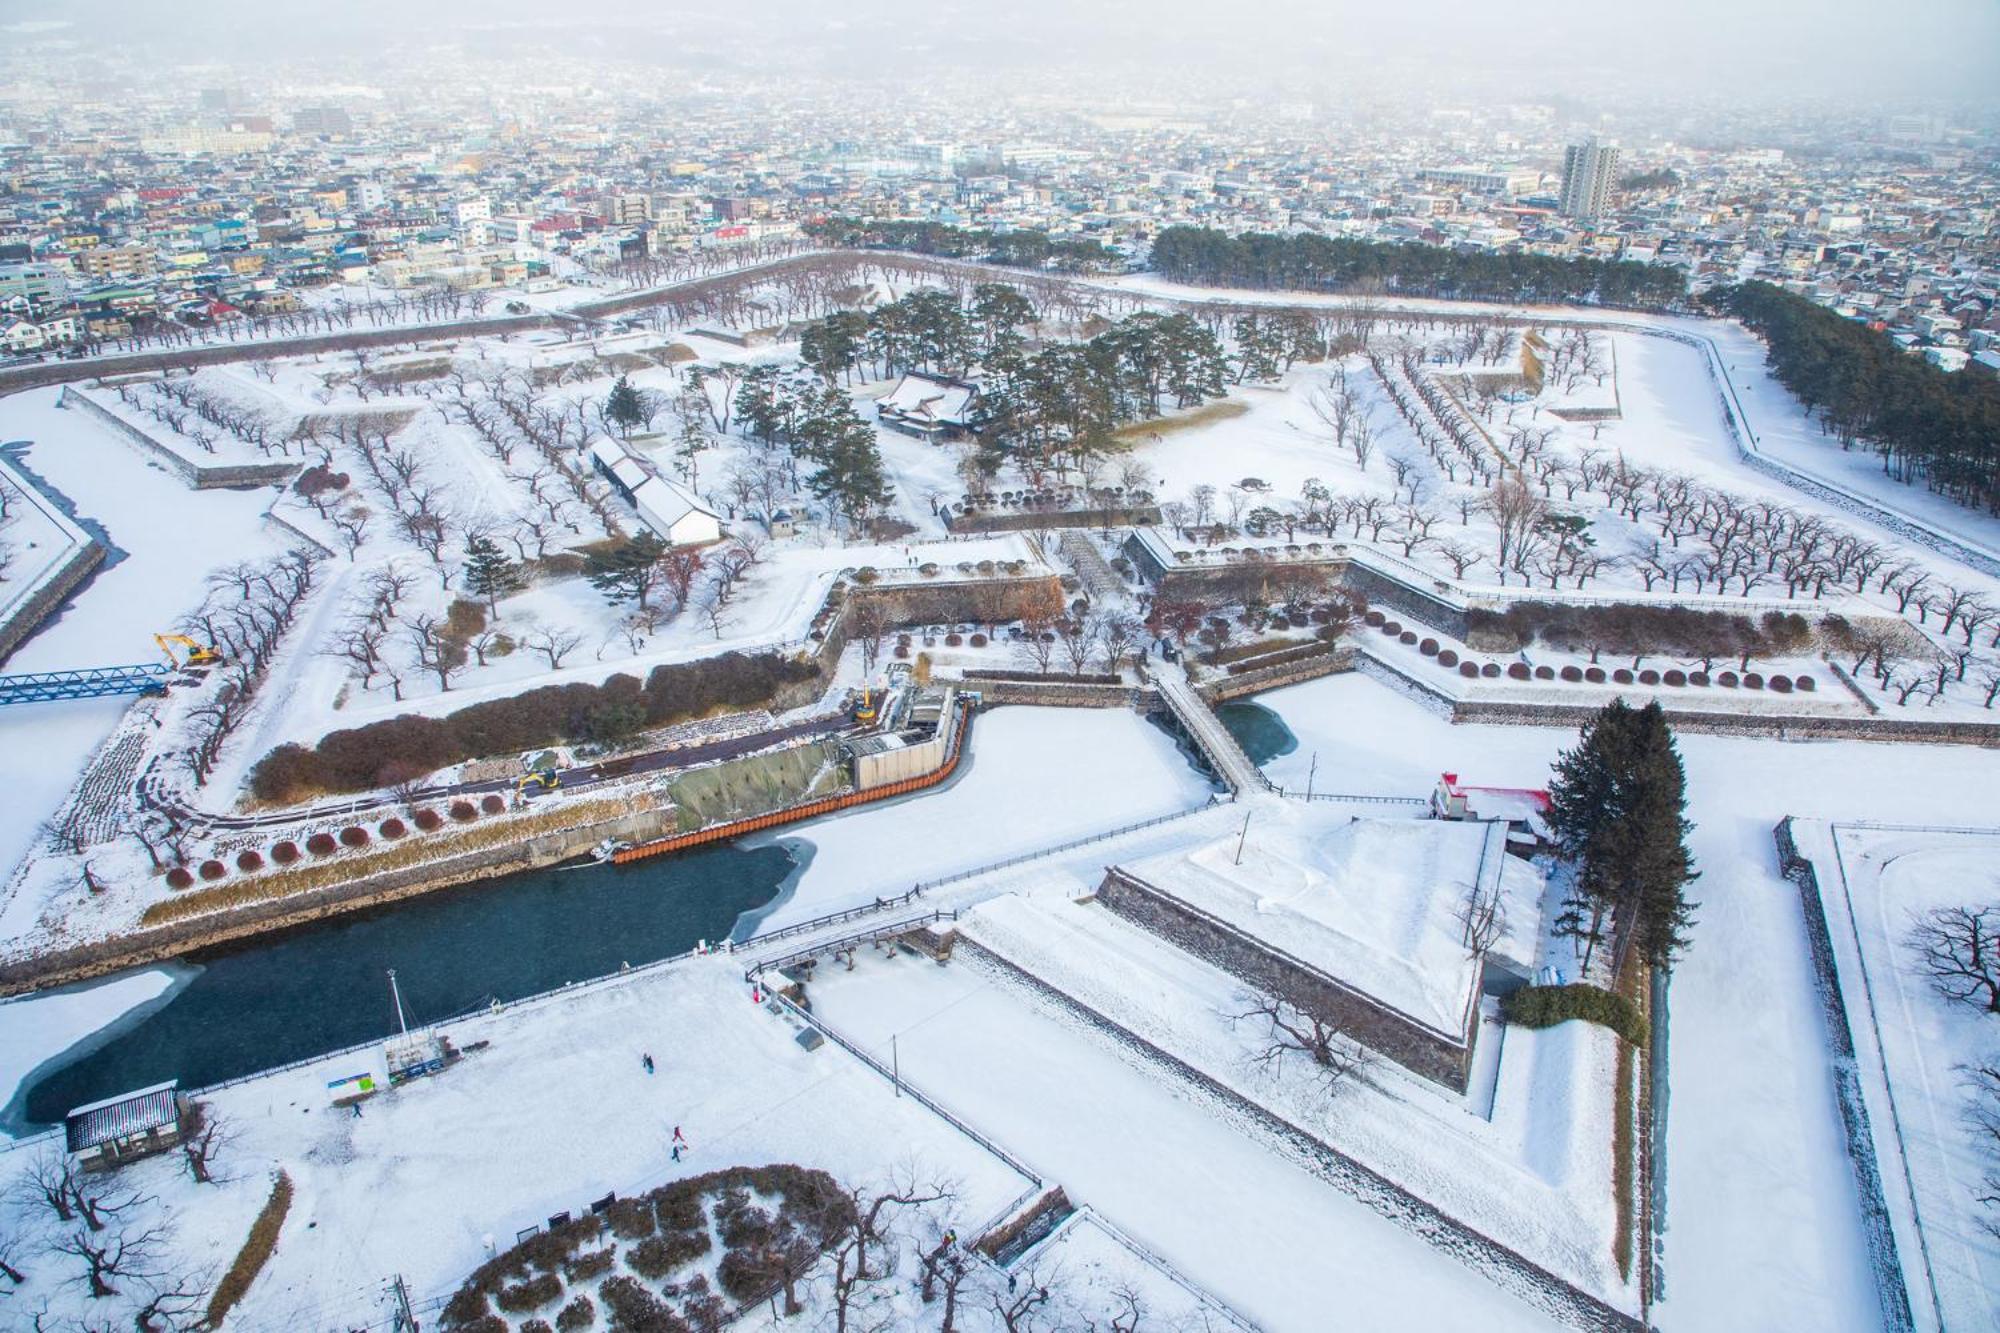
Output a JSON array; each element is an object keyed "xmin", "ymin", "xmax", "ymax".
[
  {"xmin": 0, "ymin": 805, "xmax": 676, "ymax": 997},
  {"xmin": 0, "ymin": 532, "xmax": 102, "ymax": 666},
  {"xmin": 1349, "ymin": 644, "xmax": 2000, "ymax": 748},
  {"xmin": 1093, "ymin": 867, "xmax": 1474, "ymax": 1091},
  {"xmin": 1770, "ymin": 819, "xmax": 1915, "ymax": 1332},
  {"xmin": 1450, "ymin": 696, "xmax": 2000, "ymax": 748},
  {"xmin": 948, "ymin": 505, "xmax": 1162, "ymax": 535},
  {"xmin": 961, "ymin": 678, "xmax": 1156, "ymax": 709},
  {"xmin": 60, "ymin": 388, "xmax": 300, "ymax": 490},
  {"xmin": 956, "ymin": 939, "xmax": 1645, "ymax": 1333},
  {"xmin": 845, "ymin": 573, "xmax": 1062, "ymax": 627}
]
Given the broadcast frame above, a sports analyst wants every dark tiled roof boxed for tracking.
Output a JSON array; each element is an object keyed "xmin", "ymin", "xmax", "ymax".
[{"xmin": 65, "ymin": 1082, "xmax": 180, "ymax": 1153}]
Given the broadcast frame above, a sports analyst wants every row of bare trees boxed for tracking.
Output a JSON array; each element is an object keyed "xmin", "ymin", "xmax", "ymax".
[
  {"xmin": 115, "ymin": 378, "xmax": 285, "ymax": 457},
  {"xmin": 178, "ymin": 550, "xmax": 324, "ymax": 787}
]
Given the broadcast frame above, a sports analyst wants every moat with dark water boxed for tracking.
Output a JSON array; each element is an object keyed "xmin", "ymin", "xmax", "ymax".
[{"xmin": 5, "ymin": 701, "xmax": 1299, "ymax": 1131}]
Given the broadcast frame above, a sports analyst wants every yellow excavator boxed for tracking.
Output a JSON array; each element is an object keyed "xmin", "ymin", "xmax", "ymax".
[
  {"xmin": 155, "ymin": 634, "xmax": 223, "ymax": 669},
  {"xmin": 517, "ymin": 768, "xmax": 561, "ymax": 796}
]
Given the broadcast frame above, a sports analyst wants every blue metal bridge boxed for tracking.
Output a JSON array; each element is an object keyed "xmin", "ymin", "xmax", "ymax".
[{"xmin": 0, "ymin": 663, "xmax": 170, "ymax": 706}]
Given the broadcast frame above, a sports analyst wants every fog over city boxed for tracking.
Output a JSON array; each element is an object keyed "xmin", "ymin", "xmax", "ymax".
[{"xmin": 7, "ymin": 0, "xmax": 1999, "ymax": 106}]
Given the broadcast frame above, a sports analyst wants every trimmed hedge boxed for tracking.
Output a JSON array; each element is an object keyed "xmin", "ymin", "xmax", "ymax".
[
  {"xmin": 1500, "ymin": 983, "xmax": 1649, "ymax": 1046},
  {"xmin": 206, "ymin": 1172, "xmax": 293, "ymax": 1327},
  {"xmin": 250, "ymin": 652, "xmax": 821, "ymax": 802}
]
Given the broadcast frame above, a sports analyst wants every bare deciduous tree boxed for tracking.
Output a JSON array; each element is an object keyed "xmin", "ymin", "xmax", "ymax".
[
  {"xmin": 1232, "ymin": 994, "xmax": 1377, "ymax": 1096},
  {"xmin": 525, "ymin": 625, "xmax": 585, "ymax": 670},
  {"xmin": 1909, "ymin": 905, "xmax": 2000, "ymax": 1014}
]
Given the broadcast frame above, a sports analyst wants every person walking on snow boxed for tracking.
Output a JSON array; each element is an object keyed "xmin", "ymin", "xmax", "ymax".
[
  {"xmin": 672, "ymin": 1125, "xmax": 687, "ymax": 1146},
  {"xmin": 642, "ymin": 1053, "xmax": 654, "ymax": 1074}
]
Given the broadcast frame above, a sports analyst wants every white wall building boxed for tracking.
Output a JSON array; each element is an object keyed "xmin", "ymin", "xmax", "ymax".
[{"xmin": 587, "ymin": 437, "xmax": 723, "ymax": 546}]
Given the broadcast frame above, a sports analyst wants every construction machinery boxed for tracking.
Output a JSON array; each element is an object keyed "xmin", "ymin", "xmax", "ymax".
[
  {"xmin": 155, "ymin": 634, "xmax": 223, "ymax": 669},
  {"xmin": 517, "ymin": 768, "xmax": 562, "ymax": 796}
]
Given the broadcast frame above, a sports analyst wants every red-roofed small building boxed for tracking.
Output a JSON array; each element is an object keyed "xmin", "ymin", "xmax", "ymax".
[{"xmin": 1433, "ymin": 772, "xmax": 1551, "ymax": 852}]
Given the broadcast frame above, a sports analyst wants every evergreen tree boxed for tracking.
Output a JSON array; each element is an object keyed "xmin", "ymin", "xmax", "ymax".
[
  {"xmin": 462, "ymin": 533, "xmax": 526, "ymax": 617},
  {"xmin": 1545, "ymin": 700, "xmax": 1699, "ymax": 975},
  {"xmin": 585, "ymin": 531, "xmax": 669, "ymax": 609},
  {"xmin": 808, "ymin": 422, "xmax": 895, "ymax": 531},
  {"xmin": 604, "ymin": 375, "xmax": 645, "ymax": 436}
]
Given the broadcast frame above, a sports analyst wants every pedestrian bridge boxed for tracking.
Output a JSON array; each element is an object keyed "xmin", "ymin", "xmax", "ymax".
[
  {"xmin": 0, "ymin": 663, "xmax": 170, "ymax": 707},
  {"xmin": 1151, "ymin": 664, "xmax": 1270, "ymax": 796}
]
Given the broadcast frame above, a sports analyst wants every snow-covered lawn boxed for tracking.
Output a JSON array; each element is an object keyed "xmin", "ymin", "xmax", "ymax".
[
  {"xmin": 751, "ymin": 704, "xmax": 1215, "ymax": 933},
  {"xmin": 1789, "ymin": 821, "xmax": 2000, "ymax": 1332},
  {"xmin": 1244, "ymin": 669, "xmax": 2000, "ymax": 1332}
]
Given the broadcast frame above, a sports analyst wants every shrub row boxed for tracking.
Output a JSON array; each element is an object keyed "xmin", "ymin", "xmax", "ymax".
[
  {"xmin": 252, "ymin": 651, "xmax": 820, "ymax": 802},
  {"xmin": 1499, "ymin": 983, "xmax": 1649, "ymax": 1046},
  {"xmin": 205, "ymin": 1172, "xmax": 294, "ymax": 1328},
  {"xmin": 1465, "ymin": 602, "xmax": 1815, "ymax": 661}
]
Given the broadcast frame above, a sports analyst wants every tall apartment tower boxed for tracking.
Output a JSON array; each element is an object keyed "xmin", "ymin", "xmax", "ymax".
[{"xmin": 1558, "ymin": 138, "xmax": 1620, "ymax": 221}]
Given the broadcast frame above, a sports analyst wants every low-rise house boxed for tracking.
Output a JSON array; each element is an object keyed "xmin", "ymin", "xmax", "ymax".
[{"xmin": 588, "ymin": 437, "xmax": 723, "ymax": 547}]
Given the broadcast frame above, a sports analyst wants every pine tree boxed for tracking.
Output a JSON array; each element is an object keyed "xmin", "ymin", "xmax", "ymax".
[
  {"xmin": 585, "ymin": 531, "xmax": 668, "ymax": 609},
  {"xmin": 462, "ymin": 533, "xmax": 526, "ymax": 617},
  {"xmin": 1623, "ymin": 705, "xmax": 1700, "ymax": 967},
  {"xmin": 1544, "ymin": 700, "xmax": 1698, "ymax": 975},
  {"xmin": 605, "ymin": 375, "xmax": 645, "ymax": 436}
]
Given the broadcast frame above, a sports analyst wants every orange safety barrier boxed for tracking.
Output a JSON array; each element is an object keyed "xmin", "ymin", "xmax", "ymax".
[{"xmin": 611, "ymin": 705, "xmax": 974, "ymax": 866}]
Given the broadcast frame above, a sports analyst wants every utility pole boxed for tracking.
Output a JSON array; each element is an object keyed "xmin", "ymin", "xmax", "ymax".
[
  {"xmin": 1234, "ymin": 808, "xmax": 1252, "ymax": 866},
  {"xmin": 388, "ymin": 969, "xmax": 409, "ymax": 1035},
  {"xmin": 1306, "ymin": 751, "xmax": 1318, "ymax": 802},
  {"xmin": 389, "ymin": 1275, "xmax": 417, "ymax": 1333},
  {"xmin": 892, "ymin": 1034, "xmax": 901, "ymax": 1098}
]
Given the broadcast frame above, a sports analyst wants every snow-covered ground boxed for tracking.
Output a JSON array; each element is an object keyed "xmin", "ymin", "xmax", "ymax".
[
  {"xmin": 0, "ymin": 958, "xmax": 1035, "ymax": 1332},
  {"xmin": 1118, "ymin": 806, "xmax": 1536, "ymax": 1036},
  {"xmin": 953, "ymin": 886, "xmax": 1627, "ymax": 1307},
  {"xmin": 805, "ymin": 938, "xmax": 1569, "ymax": 1331},
  {"xmin": 0, "ymin": 389, "xmax": 285, "ymax": 932},
  {"xmin": 752, "ymin": 704, "xmax": 1216, "ymax": 933},
  {"xmin": 1247, "ymin": 669, "xmax": 2000, "ymax": 1332},
  {"xmin": 1789, "ymin": 820, "xmax": 2000, "ymax": 1332}
]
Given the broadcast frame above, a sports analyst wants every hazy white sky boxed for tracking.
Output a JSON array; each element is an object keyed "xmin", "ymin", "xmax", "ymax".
[{"xmin": 7, "ymin": 0, "xmax": 1998, "ymax": 106}]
